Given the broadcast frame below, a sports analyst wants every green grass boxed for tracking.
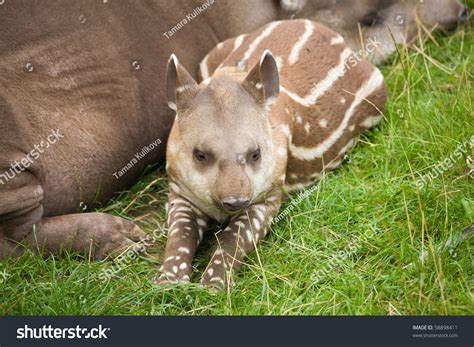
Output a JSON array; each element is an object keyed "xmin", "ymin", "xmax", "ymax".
[{"xmin": 1, "ymin": 19, "xmax": 473, "ymax": 316}]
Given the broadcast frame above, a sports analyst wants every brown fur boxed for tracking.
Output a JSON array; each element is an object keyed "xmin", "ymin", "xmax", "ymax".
[
  {"xmin": 280, "ymin": 0, "xmax": 468, "ymax": 63},
  {"xmin": 0, "ymin": 0, "xmax": 282, "ymax": 259},
  {"xmin": 0, "ymin": 0, "xmax": 466, "ymax": 260},
  {"xmin": 158, "ymin": 20, "xmax": 386, "ymax": 288}
]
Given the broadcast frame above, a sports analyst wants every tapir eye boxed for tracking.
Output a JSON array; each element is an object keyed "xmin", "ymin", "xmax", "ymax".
[
  {"xmin": 193, "ymin": 149, "xmax": 207, "ymax": 162},
  {"xmin": 251, "ymin": 148, "xmax": 261, "ymax": 162}
]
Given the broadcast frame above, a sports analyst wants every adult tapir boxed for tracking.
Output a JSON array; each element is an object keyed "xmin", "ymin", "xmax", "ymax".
[{"xmin": 0, "ymin": 0, "xmax": 468, "ymax": 259}]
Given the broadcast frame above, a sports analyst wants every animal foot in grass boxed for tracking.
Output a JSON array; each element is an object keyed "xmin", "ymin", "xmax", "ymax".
[
  {"xmin": 88, "ymin": 213, "xmax": 149, "ymax": 260},
  {"xmin": 200, "ymin": 272, "xmax": 226, "ymax": 292},
  {"xmin": 154, "ymin": 271, "xmax": 190, "ymax": 286}
]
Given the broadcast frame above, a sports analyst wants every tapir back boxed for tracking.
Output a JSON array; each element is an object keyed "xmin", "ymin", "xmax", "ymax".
[{"xmin": 200, "ymin": 19, "xmax": 387, "ymax": 191}]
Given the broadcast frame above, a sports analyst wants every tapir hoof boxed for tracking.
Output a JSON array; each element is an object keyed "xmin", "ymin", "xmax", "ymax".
[
  {"xmin": 92, "ymin": 218, "xmax": 150, "ymax": 260},
  {"xmin": 200, "ymin": 273, "xmax": 226, "ymax": 291},
  {"xmin": 154, "ymin": 270, "xmax": 190, "ymax": 286}
]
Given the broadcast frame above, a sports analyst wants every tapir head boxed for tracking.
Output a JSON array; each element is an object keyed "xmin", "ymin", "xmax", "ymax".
[
  {"xmin": 165, "ymin": 51, "xmax": 280, "ymax": 214},
  {"xmin": 281, "ymin": 0, "xmax": 468, "ymax": 63}
]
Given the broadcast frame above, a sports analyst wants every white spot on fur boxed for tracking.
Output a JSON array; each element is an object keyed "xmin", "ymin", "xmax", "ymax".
[
  {"xmin": 214, "ymin": 259, "xmax": 222, "ymax": 264},
  {"xmin": 196, "ymin": 218, "xmax": 207, "ymax": 227},
  {"xmin": 246, "ymin": 229, "xmax": 253, "ymax": 243},
  {"xmin": 340, "ymin": 97, "xmax": 346, "ymax": 104},
  {"xmin": 178, "ymin": 247, "xmax": 190, "ymax": 254},
  {"xmin": 174, "ymin": 212, "xmax": 191, "ymax": 218},
  {"xmin": 210, "ymin": 277, "xmax": 224, "ymax": 283},
  {"xmin": 170, "ymin": 197, "xmax": 188, "ymax": 205},
  {"xmin": 207, "ymin": 268, "xmax": 214, "ymax": 276},
  {"xmin": 304, "ymin": 122, "xmax": 311, "ymax": 133},
  {"xmin": 252, "ymin": 218, "xmax": 261, "ymax": 230},
  {"xmin": 169, "ymin": 217, "xmax": 190, "ymax": 229},
  {"xmin": 175, "ymin": 206, "xmax": 192, "ymax": 213},
  {"xmin": 284, "ymin": 182, "xmax": 309, "ymax": 191},
  {"xmin": 331, "ymin": 35, "xmax": 344, "ymax": 46},
  {"xmin": 168, "ymin": 143, "xmax": 177, "ymax": 154},
  {"xmin": 349, "ymin": 124, "xmax": 355, "ymax": 131},
  {"xmin": 277, "ymin": 147, "xmax": 286, "ymax": 156},
  {"xmin": 309, "ymin": 172, "xmax": 322, "ymax": 179},
  {"xmin": 179, "ymin": 262, "xmax": 188, "ymax": 270},
  {"xmin": 289, "ymin": 20, "xmax": 314, "ymax": 65},
  {"xmin": 289, "ymin": 69, "xmax": 384, "ymax": 160},
  {"xmin": 360, "ymin": 115, "xmax": 383, "ymax": 128},
  {"xmin": 254, "ymin": 208, "xmax": 265, "ymax": 220},
  {"xmin": 172, "ymin": 266, "xmax": 178, "ymax": 273},
  {"xmin": 280, "ymin": 124, "xmax": 290, "ymax": 137},
  {"xmin": 198, "ymin": 228, "xmax": 204, "ymax": 241},
  {"xmin": 319, "ymin": 119, "xmax": 328, "ymax": 128},
  {"xmin": 235, "ymin": 221, "xmax": 246, "ymax": 229},
  {"xmin": 168, "ymin": 228, "xmax": 179, "ymax": 237}
]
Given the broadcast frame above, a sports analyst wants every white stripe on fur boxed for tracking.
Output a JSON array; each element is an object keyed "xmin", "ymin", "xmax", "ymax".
[
  {"xmin": 288, "ymin": 20, "xmax": 314, "ymax": 65},
  {"xmin": 289, "ymin": 69, "xmax": 384, "ymax": 160},
  {"xmin": 242, "ymin": 22, "xmax": 281, "ymax": 62},
  {"xmin": 281, "ymin": 48, "xmax": 353, "ymax": 107}
]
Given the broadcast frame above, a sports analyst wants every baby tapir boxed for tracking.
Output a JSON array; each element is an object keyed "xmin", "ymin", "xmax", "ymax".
[{"xmin": 156, "ymin": 19, "xmax": 387, "ymax": 289}]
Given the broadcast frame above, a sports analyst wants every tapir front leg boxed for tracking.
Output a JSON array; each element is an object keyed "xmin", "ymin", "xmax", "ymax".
[
  {"xmin": 155, "ymin": 192, "xmax": 209, "ymax": 284},
  {"xmin": 201, "ymin": 190, "xmax": 282, "ymax": 289}
]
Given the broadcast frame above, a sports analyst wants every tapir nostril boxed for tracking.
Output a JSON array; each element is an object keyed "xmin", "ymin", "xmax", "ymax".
[
  {"xmin": 459, "ymin": 6, "xmax": 468, "ymax": 23},
  {"xmin": 222, "ymin": 197, "xmax": 250, "ymax": 211}
]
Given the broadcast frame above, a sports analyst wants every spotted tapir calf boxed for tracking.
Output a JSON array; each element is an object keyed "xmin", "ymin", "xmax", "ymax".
[{"xmin": 156, "ymin": 19, "xmax": 386, "ymax": 288}]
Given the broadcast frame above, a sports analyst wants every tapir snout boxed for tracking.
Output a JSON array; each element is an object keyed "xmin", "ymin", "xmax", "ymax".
[{"xmin": 215, "ymin": 162, "xmax": 252, "ymax": 212}]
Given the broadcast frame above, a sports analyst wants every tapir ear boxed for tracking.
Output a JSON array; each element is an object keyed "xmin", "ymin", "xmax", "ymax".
[
  {"xmin": 280, "ymin": 0, "xmax": 307, "ymax": 12},
  {"xmin": 242, "ymin": 50, "xmax": 280, "ymax": 106},
  {"xmin": 166, "ymin": 54, "xmax": 198, "ymax": 111}
]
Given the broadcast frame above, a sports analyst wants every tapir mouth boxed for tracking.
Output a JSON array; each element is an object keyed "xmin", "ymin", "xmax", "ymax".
[{"xmin": 216, "ymin": 197, "xmax": 251, "ymax": 214}]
